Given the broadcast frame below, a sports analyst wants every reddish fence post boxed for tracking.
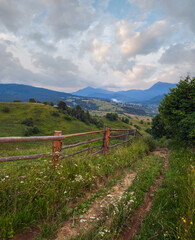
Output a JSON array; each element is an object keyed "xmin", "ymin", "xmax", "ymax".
[
  {"xmin": 103, "ymin": 128, "xmax": 110, "ymax": 153},
  {"xmin": 134, "ymin": 129, "xmax": 137, "ymax": 137},
  {"xmin": 52, "ymin": 131, "xmax": 62, "ymax": 165}
]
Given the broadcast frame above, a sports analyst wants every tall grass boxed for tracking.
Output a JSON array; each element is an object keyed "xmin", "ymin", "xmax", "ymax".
[
  {"xmin": 135, "ymin": 145, "xmax": 195, "ymax": 240},
  {"xmin": 0, "ymin": 138, "xmax": 149, "ymax": 239}
]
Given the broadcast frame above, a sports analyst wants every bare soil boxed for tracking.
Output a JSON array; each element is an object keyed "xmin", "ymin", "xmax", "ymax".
[
  {"xmin": 121, "ymin": 148, "xmax": 169, "ymax": 240},
  {"xmin": 56, "ymin": 172, "xmax": 137, "ymax": 240}
]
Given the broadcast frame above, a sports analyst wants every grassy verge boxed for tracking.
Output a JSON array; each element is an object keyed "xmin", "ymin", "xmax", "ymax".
[
  {"xmin": 135, "ymin": 146, "xmax": 195, "ymax": 240},
  {"xmin": 74, "ymin": 152, "xmax": 164, "ymax": 239},
  {"xmin": 0, "ymin": 137, "xmax": 149, "ymax": 239}
]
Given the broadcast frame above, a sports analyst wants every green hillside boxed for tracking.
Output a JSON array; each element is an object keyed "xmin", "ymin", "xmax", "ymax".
[{"xmin": 0, "ymin": 102, "xmax": 133, "ymax": 137}]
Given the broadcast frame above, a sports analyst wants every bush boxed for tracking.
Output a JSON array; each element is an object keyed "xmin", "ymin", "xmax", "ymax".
[
  {"xmin": 134, "ymin": 124, "xmax": 140, "ymax": 130},
  {"xmin": 24, "ymin": 127, "xmax": 40, "ymax": 136},
  {"xmin": 29, "ymin": 98, "xmax": 36, "ymax": 103},
  {"xmin": 122, "ymin": 117, "xmax": 129, "ymax": 124},
  {"xmin": 157, "ymin": 136, "xmax": 172, "ymax": 148},
  {"xmin": 2, "ymin": 107, "xmax": 10, "ymax": 113},
  {"xmin": 106, "ymin": 113, "xmax": 118, "ymax": 121},
  {"xmin": 51, "ymin": 111, "xmax": 60, "ymax": 117},
  {"xmin": 21, "ymin": 118, "xmax": 34, "ymax": 127},
  {"xmin": 143, "ymin": 136, "xmax": 157, "ymax": 151},
  {"xmin": 64, "ymin": 114, "xmax": 72, "ymax": 121}
]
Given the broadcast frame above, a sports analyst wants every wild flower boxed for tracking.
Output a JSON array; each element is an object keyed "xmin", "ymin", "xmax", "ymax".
[
  {"xmin": 74, "ymin": 174, "xmax": 83, "ymax": 182},
  {"xmin": 190, "ymin": 221, "xmax": 193, "ymax": 225},
  {"xmin": 99, "ymin": 231, "xmax": 105, "ymax": 236},
  {"xmin": 20, "ymin": 181, "xmax": 24, "ymax": 183},
  {"xmin": 64, "ymin": 191, "xmax": 67, "ymax": 194}
]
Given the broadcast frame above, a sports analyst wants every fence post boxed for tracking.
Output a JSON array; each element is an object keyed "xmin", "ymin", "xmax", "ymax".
[
  {"xmin": 134, "ymin": 129, "xmax": 137, "ymax": 138},
  {"xmin": 103, "ymin": 128, "xmax": 110, "ymax": 153},
  {"xmin": 52, "ymin": 131, "xmax": 62, "ymax": 165}
]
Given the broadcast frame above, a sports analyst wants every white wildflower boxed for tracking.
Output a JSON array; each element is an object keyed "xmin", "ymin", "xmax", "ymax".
[
  {"xmin": 80, "ymin": 219, "xmax": 87, "ymax": 223},
  {"xmin": 99, "ymin": 232, "xmax": 105, "ymax": 236}
]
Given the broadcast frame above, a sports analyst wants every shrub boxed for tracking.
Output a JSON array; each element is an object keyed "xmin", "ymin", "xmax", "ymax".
[
  {"xmin": 2, "ymin": 107, "xmax": 10, "ymax": 113},
  {"xmin": 134, "ymin": 124, "xmax": 140, "ymax": 130},
  {"xmin": 21, "ymin": 118, "xmax": 34, "ymax": 127},
  {"xmin": 157, "ymin": 136, "xmax": 172, "ymax": 148},
  {"xmin": 29, "ymin": 98, "xmax": 36, "ymax": 103},
  {"xmin": 24, "ymin": 127, "xmax": 40, "ymax": 136},
  {"xmin": 51, "ymin": 111, "xmax": 60, "ymax": 117},
  {"xmin": 143, "ymin": 135, "xmax": 157, "ymax": 151},
  {"xmin": 106, "ymin": 113, "xmax": 118, "ymax": 121},
  {"xmin": 64, "ymin": 115, "xmax": 72, "ymax": 121}
]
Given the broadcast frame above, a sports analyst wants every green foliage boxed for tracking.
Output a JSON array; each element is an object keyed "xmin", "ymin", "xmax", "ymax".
[
  {"xmin": 134, "ymin": 124, "xmax": 140, "ymax": 130},
  {"xmin": 106, "ymin": 113, "xmax": 118, "ymax": 121},
  {"xmin": 122, "ymin": 117, "xmax": 129, "ymax": 124},
  {"xmin": 150, "ymin": 114, "xmax": 167, "ymax": 139},
  {"xmin": 21, "ymin": 118, "xmax": 34, "ymax": 127},
  {"xmin": 151, "ymin": 76, "xmax": 195, "ymax": 145},
  {"xmin": 51, "ymin": 110, "xmax": 60, "ymax": 117},
  {"xmin": 57, "ymin": 100, "xmax": 68, "ymax": 111},
  {"xmin": 142, "ymin": 135, "xmax": 157, "ymax": 151},
  {"xmin": 24, "ymin": 126, "xmax": 40, "ymax": 136},
  {"xmin": 29, "ymin": 98, "xmax": 36, "ymax": 103},
  {"xmin": 2, "ymin": 107, "xmax": 10, "ymax": 113}
]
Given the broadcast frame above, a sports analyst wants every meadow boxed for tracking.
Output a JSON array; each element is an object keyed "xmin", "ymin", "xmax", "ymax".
[
  {"xmin": 0, "ymin": 101, "xmax": 194, "ymax": 240},
  {"xmin": 0, "ymin": 136, "xmax": 152, "ymax": 239}
]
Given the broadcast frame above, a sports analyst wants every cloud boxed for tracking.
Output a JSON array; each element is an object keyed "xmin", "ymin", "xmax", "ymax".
[
  {"xmin": 45, "ymin": 0, "xmax": 96, "ymax": 40},
  {"xmin": 26, "ymin": 33, "xmax": 57, "ymax": 52},
  {"xmin": 128, "ymin": 0, "xmax": 195, "ymax": 33},
  {"xmin": 32, "ymin": 52, "xmax": 79, "ymax": 76},
  {"xmin": 0, "ymin": 0, "xmax": 43, "ymax": 33},
  {"xmin": 0, "ymin": 43, "xmax": 38, "ymax": 84},
  {"xmin": 117, "ymin": 20, "xmax": 173, "ymax": 57},
  {"xmin": 159, "ymin": 43, "xmax": 195, "ymax": 65}
]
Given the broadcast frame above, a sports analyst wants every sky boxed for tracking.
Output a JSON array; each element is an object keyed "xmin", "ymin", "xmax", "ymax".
[{"xmin": 0, "ymin": 0, "xmax": 194, "ymax": 92}]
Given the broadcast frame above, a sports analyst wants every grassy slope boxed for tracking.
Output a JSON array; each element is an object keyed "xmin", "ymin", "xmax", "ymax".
[{"xmin": 0, "ymin": 102, "xmax": 132, "ymax": 137}]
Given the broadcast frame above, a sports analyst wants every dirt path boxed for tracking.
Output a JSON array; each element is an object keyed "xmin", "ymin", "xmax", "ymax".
[
  {"xmin": 121, "ymin": 148, "xmax": 169, "ymax": 240},
  {"xmin": 56, "ymin": 171, "xmax": 137, "ymax": 240}
]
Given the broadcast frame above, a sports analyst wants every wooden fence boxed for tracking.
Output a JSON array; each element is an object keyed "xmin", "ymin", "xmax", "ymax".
[{"xmin": 0, "ymin": 128, "xmax": 142, "ymax": 164}]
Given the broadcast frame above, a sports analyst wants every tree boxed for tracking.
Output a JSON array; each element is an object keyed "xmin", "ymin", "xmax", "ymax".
[
  {"xmin": 57, "ymin": 100, "xmax": 67, "ymax": 111},
  {"xmin": 29, "ymin": 98, "xmax": 36, "ymax": 103},
  {"xmin": 151, "ymin": 76, "xmax": 195, "ymax": 144},
  {"xmin": 106, "ymin": 113, "xmax": 118, "ymax": 121}
]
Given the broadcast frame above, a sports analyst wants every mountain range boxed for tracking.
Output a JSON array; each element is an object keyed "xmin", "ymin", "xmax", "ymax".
[
  {"xmin": 0, "ymin": 82, "xmax": 177, "ymax": 105},
  {"xmin": 72, "ymin": 82, "xmax": 177, "ymax": 104}
]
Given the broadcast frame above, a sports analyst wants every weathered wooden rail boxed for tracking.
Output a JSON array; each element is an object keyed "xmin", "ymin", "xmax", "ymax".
[{"xmin": 0, "ymin": 128, "xmax": 141, "ymax": 164}]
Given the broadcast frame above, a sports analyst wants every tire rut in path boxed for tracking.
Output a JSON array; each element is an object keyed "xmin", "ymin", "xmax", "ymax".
[{"xmin": 121, "ymin": 148, "xmax": 169, "ymax": 240}]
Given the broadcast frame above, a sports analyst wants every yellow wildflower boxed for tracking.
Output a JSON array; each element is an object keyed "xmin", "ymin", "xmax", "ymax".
[
  {"xmin": 190, "ymin": 221, "xmax": 193, "ymax": 225},
  {"xmin": 185, "ymin": 229, "xmax": 188, "ymax": 232},
  {"xmin": 183, "ymin": 219, "xmax": 186, "ymax": 223},
  {"xmin": 178, "ymin": 236, "xmax": 180, "ymax": 239}
]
